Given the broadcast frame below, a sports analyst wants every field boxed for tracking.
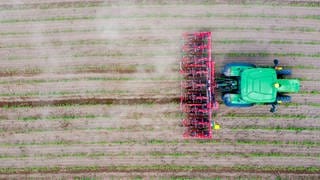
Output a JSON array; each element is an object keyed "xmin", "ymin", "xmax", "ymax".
[{"xmin": 0, "ymin": 0, "xmax": 320, "ymax": 179}]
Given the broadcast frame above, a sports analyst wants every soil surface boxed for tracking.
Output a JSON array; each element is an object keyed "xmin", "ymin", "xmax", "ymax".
[{"xmin": 0, "ymin": 0, "xmax": 319, "ymax": 178}]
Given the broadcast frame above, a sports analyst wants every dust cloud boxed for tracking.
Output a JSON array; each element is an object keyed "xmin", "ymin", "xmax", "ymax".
[
  {"xmin": 93, "ymin": 1, "xmax": 180, "ymax": 122},
  {"xmin": 94, "ymin": 1, "xmax": 180, "ymax": 79}
]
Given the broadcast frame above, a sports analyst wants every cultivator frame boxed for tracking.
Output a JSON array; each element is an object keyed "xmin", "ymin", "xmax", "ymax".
[{"xmin": 180, "ymin": 32, "xmax": 218, "ymax": 139}]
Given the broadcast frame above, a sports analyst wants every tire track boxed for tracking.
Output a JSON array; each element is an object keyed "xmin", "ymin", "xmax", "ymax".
[{"xmin": 0, "ymin": 95, "xmax": 180, "ymax": 107}]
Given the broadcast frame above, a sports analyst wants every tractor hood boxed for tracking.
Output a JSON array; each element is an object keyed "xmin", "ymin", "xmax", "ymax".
[
  {"xmin": 276, "ymin": 79, "xmax": 300, "ymax": 93},
  {"xmin": 240, "ymin": 68, "xmax": 277, "ymax": 103}
]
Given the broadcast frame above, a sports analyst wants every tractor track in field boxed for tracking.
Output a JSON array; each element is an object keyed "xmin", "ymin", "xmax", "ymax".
[
  {"xmin": 0, "ymin": 95, "xmax": 180, "ymax": 108},
  {"xmin": 0, "ymin": 94, "xmax": 319, "ymax": 108},
  {"xmin": 0, "ymin": 92, "xmax": 318, "ymax": 108}
]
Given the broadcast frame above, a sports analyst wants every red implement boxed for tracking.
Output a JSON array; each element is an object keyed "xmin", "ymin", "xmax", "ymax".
[{"xmin": 180, "ymin": 32, "xmax": 218, "ymax": 139}]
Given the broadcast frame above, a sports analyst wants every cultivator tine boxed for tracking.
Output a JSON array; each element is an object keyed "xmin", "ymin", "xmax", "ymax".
[{"xmin": 180, "ymin": 32, "xmax": 217, "ymax": 139}]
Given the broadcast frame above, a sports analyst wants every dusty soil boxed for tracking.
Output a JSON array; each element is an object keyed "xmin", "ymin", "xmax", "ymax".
[{"xmin": 0, "ymin": 0, "xmax": 319, "ymax": 178}]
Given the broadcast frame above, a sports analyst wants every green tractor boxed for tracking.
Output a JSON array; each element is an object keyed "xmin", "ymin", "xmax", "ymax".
[
  {"xmin": 180, "ymin": 32, "xmax": 301, "ymax": 138},
  {"xmin": 216, "ymin": 59, "xmax": 300, "ymax": 112}
]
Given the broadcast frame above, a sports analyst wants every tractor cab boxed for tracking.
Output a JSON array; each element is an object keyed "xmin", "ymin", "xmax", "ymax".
[{"xmin": 240, "ymin": 68, "xmax": 277, "ymax": 103}]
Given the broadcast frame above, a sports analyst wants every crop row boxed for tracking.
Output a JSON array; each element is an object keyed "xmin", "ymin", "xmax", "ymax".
[
  {"xmin": 0, "ymin": 77, "xmax": 182, "ymax": 85},
  {"xmin": 0, "ymin": 164, "xmax": 318, "ymax": 174},
  {"xmin": 0, "ymin": 84, "xmax": 179, "ymax": 97},
  {"xmin": 1, "ymin": 13, "xmax": 320, "ymax": 24},
  {"xmin": 0, "ymin": 72, "xmax": 320, "ymax": 85},
  {"xmin": 0, "ymin": 102, "xmax": 159, "ymax": 109},
  {"xmin": 1, "ymin": 112, "xmax": 177, "ymax": 122},
  {"xmin": 0, "ymin": 1, "xmax": 319, "ymax": 11},
  {"xmin": 0, "ymin": 126, "xmax": 152, "ymax": 134},
  {"xmin": 230, "ymin": 126, "xmax": 320, "ymax": 133},
  {"xmin": 1, "ymin": 26, "xmax": 319, "ymax": 38},
  {"xmin": 1, "ymin": 124, "xmax": 318, "ymax": 135},
  {"xmin": 1, "ymin": 66, "xmax": 317, "ymax": 83},
  {"xmin": 0, "ymin": 89, "xmax": 317, "ymax": 101},
  {"xmin": 223, "ymin": 113, "xmax": 318, "ymax": 119},
  {"xmin": 0, "ymin": 76, "xmax": 317, "ymax": 87},
  {"xmin": 2, "ymin": 109, "xmax": 317, "ymax": 122},
  {"xmin": 0, "ymin": 89, "xmax": 131, "ymax": 97},
  {"xmin": 0, "ymin": 150, "xmax": 317, "ymax": 160},
  {"xmin": 0, "ymin": 78, "xmax": 316, "ymax": 91},
  {"xmin": 0, "ymin": 103, "xmax": 317, "ymax": 118},
  {"xmin": 2, "ymin": 39, "xmax": 320, "ymax": 49},
  {"xmin": 215, "ymin": 52, "xmax": 320, "ymax": 58},
  {"xmin": 1, "ymin": 113, "xmax": 319, "ymax": 135},
  {"xmin": 1, "ymin": 101, "xmax": 319, "ymax": 110},
  {"xmin": 0, "ymin": 64, "xmax": 156, "ymax": 76},
  {"xmin": 4, "ymin": 51, "xmax": 319, "ymax": 63},
  {"xmin": 0, "ymin": 64, "xmax": 317, "ymax": 79},
  {"xmin": 1, "ymin": 121, "xmax": 318, "ymax": 135},
  {"xmin": 1, "ymin": 138, "xmax": 319, "ymax": 148}
]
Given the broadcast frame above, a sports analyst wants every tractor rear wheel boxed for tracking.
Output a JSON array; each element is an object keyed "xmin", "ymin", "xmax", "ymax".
[
  {"xmin": 222, "ymin": 62, "xmax": 256, "ymax": 77},
  {"xmin": 223, "ymin": 93, "xmax": 254, "ymax": 107}
]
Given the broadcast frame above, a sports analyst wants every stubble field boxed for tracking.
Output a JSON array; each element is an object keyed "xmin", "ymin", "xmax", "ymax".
[{"xmin": 0, "ymin": 0, "xmax": 320, "ymax": 179}]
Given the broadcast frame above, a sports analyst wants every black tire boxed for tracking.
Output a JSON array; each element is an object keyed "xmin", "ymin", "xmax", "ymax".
[
  {"xmin": 276, "ymin": 95, "xmax": 291, "ymax": 103},
  {"xmin": 223, "ymin": 93, "xmax": 254, "ymax": 107},
  {"xmin": 276, "ymin": 69, "xmax": 292, "ymax": 75},
  {"xmin": 222, "ymin": 62, "xmax": 256, "ymax": 77}
]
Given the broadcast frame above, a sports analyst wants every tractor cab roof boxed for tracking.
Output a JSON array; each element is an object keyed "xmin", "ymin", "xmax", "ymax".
[{"xmin": 240, "ymin": 68, "xmax": 277, "ymax": 103}]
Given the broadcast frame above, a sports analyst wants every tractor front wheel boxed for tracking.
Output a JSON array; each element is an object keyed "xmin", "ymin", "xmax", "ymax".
[
  {"xmin": 276, "ymin": 69, "xmax": 292, "ymax": 76},
  {"xmin": 276, "ymin": 95, "xmax": 291, "ymax": 103}
]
